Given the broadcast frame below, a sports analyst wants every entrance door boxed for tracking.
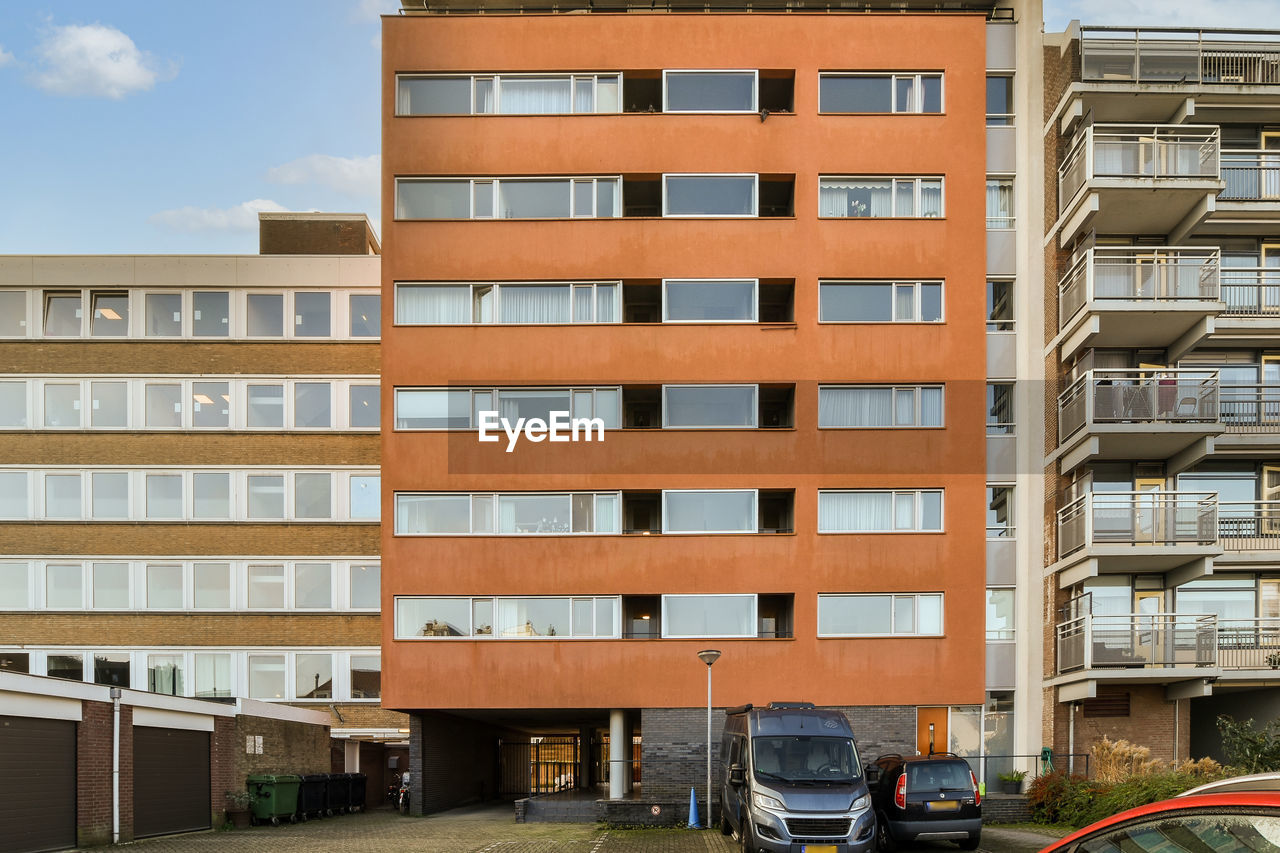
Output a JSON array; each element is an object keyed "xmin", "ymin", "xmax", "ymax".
[
  {"xmin": 1134, "ymin": 478, "xmax": 1166, "ymax": 544},
  {"xmin": 916, "ymin": 708, "xmax": 949, "ymax": 756},
  {"xmin": 1134, "ymin": 590, "xmax": 1165, "ymax": 666}
]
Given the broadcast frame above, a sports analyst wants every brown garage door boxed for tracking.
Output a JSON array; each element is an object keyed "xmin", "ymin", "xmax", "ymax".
[
  {"xmin": 132, "ymin": 726, "xmax": 210, "ymax": 838},
  {"xmin": 0, "ymin": 715, "xmax": 76, "ymax": 853}
]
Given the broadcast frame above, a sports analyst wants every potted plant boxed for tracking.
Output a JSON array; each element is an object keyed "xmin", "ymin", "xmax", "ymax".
[
  {"xmin": 225, "ymin": 790, "xmax": 256, "ymax": 829},
  {"xmin": 997, "ymin": 769, "xmax": 1026, "ymax": 794},
  {"xmin": 1267, "ymin": 651, "xmax": 1280, "ymax": 670}
]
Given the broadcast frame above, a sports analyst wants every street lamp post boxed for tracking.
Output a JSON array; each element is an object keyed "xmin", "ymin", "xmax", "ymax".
[{"xmin": 697, "ymin": 649, "xmax": 721, "ymax": 830}]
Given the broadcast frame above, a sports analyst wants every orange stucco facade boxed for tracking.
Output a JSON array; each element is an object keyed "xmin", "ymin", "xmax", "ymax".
[{"xmin": 381, "ymin": 12, "xmax": 989, "ymax": 712}]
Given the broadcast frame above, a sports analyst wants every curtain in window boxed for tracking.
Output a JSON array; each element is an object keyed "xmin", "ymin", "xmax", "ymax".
[
  {"xmin": 397, "ymin": 286, "xmax": 469, "ymax": 324},
  {"xmin": 819, "ymin": 180, "xmax": 892, "ymax": 217},
  {"xmin": 596, "ymin": 284, "xmax": 618, "ymax": 322},
  {"xmin": 149, "ymin": 657, "xmax": 183, "ymax": 695},
  {"xmin": 895, "ymin": 284, "xmax": 915, "ymax": 319},
  {"xmin": 573, "ymin": 286, "xmax": 594, "ymax": 322},
  {"xmin": 500, "ymin": 285, "xmax": 571, "ymax": 323},
  {"xmin": 819, "ymin": 387, "xmax": 893, "ymax": 427},
  {"xmin": 498, "ymin": 78, "xmax": 572, "ymax": 114},
  {"xmin": 920, "ymin": 387, "xmax": 943, "ymax": 425},
  {"xmin": 819, "ymin": 491, "xmax": 892, "ymax": 531},
  {"xmin": 920, "ymin": 180, "xmax": 944, "ymax": 217},
  {"xmin": 985, "ymin": 181, "xmax": 1013, "ymax": 228}
]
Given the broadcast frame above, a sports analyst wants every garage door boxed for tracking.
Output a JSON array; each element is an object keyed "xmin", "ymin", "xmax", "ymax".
[
  {"xmin": 132, "ymin": 726, "xmax": 210, "ymax": 838},
  {"xmin": 0, "ymin": 715, "xmax": 76, "ymax": 853}
]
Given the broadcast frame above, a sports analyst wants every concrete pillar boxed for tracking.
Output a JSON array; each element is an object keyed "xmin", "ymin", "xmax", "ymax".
[
  {"xmin": 344, "ymin": 741, "xmax": 361, "ymax": 772},
  {"xmin": 609, "ymin": 710, "xmax": 627, "ymax": 799}
]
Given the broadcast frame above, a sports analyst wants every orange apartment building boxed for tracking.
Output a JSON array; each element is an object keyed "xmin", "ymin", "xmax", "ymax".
[{"xmin": 382, "ymin": 0, "xmax": 1044, "ymax": 821}]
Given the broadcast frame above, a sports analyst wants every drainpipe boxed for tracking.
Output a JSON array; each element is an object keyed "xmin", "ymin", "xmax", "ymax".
[
  {"xmin": 1067, "ymin": 702, "xmax": 1076, "ymax": 775},
  {"xmin": 110, "ymin": 687, "xmax": 122, "ymax": 844}
]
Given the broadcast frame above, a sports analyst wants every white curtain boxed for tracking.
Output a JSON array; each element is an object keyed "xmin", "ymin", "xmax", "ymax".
[
  {"xmin": 596, "ymin": 284, "xmax": 618, "ymax": 322},
  {"xmin": 819, "ymin": 491, "xmax": 892, "ymax": 532},
  {"xmin": 573, "ymin": 286, "xmax": 594, "ymax": 322},
  {"xmin": 498, "ymin": 77, "xmax": 572, "ymax": 114},
  {"xmin": 396, "ymin": 285, "xmax": 469, "ymax": 324},
  {"xmin": 819, "ymin": 180, "xmax": 892, "ymax": 217},
  {"xmin": 819, "ymin": 387, "xmax": 892, "ymax": 427},
  {"xmin": 985, "ymin": 180, "xmax": 1012, "ymax": 227},
  {"xmin": 895, "ymin": 284, "xmax": 915, "ymax": 320},
  {"xmin": 500, "ymin": 285, "xmax": 571, "ymax": 323},
  {"xmin": 920, "ymin": 387, "xmax": 943, "ymax": 425}
]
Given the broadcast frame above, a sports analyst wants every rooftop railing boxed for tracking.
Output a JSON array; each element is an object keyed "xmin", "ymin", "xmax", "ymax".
[
  {"xmin": 1081, "ymin": 27, "xmax": 1280, "ymax": 85},
  {"xmin": 1059, "ymin": 125, "xmax": 1220, "ymax": 213},
  {"xmin": 1058, "ymin": 247, "xmax": 1220, "ymax": 329},
  {"xmin": 1058, "ymin": 369, "xmax": 1219, "ymax": 443},
  {"xmin": 1057, "ymin": 491, "xmax": 1217, "ymax": 558}
]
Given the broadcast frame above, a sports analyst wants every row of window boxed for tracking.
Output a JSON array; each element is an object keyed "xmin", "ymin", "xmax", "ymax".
[
  {"xmin": 0, "ymin": 289, "xmax": 380, "ymax": 340},
  {"xmin": 395, "ymin": 175, "xmax": 948, "ymax": 220},
  {"xmin": 0, "ymin": 560, "xmax": 379, "ymax": 612},
  {"xmin": 396, "ymin": 71, "xmax": 946, "ymax": 116},
  {"xmin": 393, "ymin": 593, "xmax": 945, "ymax": 639},
  {"xmin": 0, "ymin": 648, "xmax": 382, "ymax": 702},
  {"xmin": 0, "ymin": 378, "xmax": 379, "ymax": 431},
  {"xmin": 393, "ymin": 489, "xmax": 943, "ymax": 536},
  {"xmin": 394, "ymin": 384, "xmax": 944, "ymax": 430},
  {"xmin": 395, "ymin": 279, "xmax": 945, "ymax": 325},
  {"xmin": 0, "ymin": 469, "xmax": 380, "ymax": 522}
]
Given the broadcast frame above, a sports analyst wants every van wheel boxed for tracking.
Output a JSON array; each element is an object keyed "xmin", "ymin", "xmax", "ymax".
[
  {"xmin": 740, "ymin": 817, "xmax": 757, "ymax": 853},
  {"xmin": 959, "ymin": 833, "xmax": 980, "ymax": 850},
  {"xmin": 876, "ymin": 818, "xmax": 896, "ymax": 853}
]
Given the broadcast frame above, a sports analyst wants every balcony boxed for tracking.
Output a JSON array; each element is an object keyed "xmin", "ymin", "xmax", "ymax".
[
  {"xmin": 1054, "ymin": 491, "xmax": 1220, "ymax": 582},
  {"xmin": 1202, "ymin": 151, "xmax": 1280, "ymax": 234},
  {"xmin": 1057, "ymin": 613, "xmax": 1217, "ymax": 674},
  {"xmin": 1055, "ymin": 247, "xmax": 1221, "ymax": 359},
  {"xmin": 1217, "ymin": 502, "xmax": 1280, "ymax": 567},
  {"xmin": 1056, "ymin": 125, "xmax": 1221, "ymax": 245},
  {"xmin": 1056, "ymin": 369, "xmax": 1222, "ymax": 471},
  {"xmin": 1214, "ymin": 387, "xmax": 1280, "ymax": 455},
  {"xmin": 1081, "ymin": 29, "xmax": 1280, "ymax": 86}
]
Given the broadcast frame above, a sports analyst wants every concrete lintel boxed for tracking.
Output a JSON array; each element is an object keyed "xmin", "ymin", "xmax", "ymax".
[
  {"xmin": 1167, "ymin": 315, "xmax": 1216, "ymax": 364},
  {"xmin": 1169, "ymin": 192, "xmax": 1218, "ymax": 245},
  {"xmin": 1059, "ymin": 99, "xmax": 1085, "ymax": 136},
  {"xmin": 1060, "ymin": 435, "xmax": 1101, "ymax": 473},
  {"xmin": 1167, "ymin": 436, "xmax": 1215, "ymax": 475},
  {"xmin": 1170, "ymin": 97, "xmax": 1197, "ymax": 124},
  {"xmin": 1061, "ymin": 314, "xmax": 1101, "ymax": 360},
  {"xmin": 1166, "ymin": 678, "xmax": 1215, "ymax": 700},
  {"xmin": 1059, "ymin": 681, "xmax": 1097, "ymax": 703},
  {"xmin": 1166, "ymin": 557, "xmax": 1214, "ymax": 587},
  {"xmin": 1058, "ymin": 557, "xmax": 1099, "ymax": 589},
  {"xmin": 1060, "ymin": 192, "xmax": 1101, "ymax": 248}
]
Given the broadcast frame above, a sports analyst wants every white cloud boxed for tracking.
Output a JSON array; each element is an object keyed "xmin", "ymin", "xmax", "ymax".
[
  {"xmin": 266, "ymin": 154, "xmax": 380, "ymax": 199},
  {"xmin": 31, "ymin": 23, "xmax": 173, "ymax": 98},
  {"xmin": 0, "ymin": 45, "xmax": 14, "ymax": 67},
  {"xmin": 149, "ymin": 199, "xmax": 289, "ymax": 233},
  {"xmin": 1046, "ymin": 0, "xmax": 1274, "ymax": 29}
]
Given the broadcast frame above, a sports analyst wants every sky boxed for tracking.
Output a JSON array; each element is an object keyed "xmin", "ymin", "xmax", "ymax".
[{"xmin": 0, "ymin": 0, "xmax": 1261, "ymax": 255}]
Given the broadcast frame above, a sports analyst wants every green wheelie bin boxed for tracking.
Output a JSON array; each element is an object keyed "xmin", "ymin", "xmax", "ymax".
[{"xmin": 247, "ymin": 774, "xmax": 303, "ymax": 826}]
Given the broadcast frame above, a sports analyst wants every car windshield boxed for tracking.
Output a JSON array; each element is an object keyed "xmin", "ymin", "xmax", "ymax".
[
  {"xmin": 752, "ymin": 736, "xmax": 860, "ymax": 783},
  {"xmin": 907, "ymin": 762, "xmax": 972, "ymax": 791}
]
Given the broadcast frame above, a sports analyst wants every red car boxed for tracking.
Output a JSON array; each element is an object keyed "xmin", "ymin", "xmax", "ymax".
[{"xmin": 1037, "ymin": 792, "xmax": 1280, "ymax": 852}]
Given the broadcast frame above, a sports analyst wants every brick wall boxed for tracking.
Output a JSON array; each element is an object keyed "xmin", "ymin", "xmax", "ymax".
[
  {"xmin": 1051, "ymin": 687, "xmax": 1191, "ymax": 771},
  {"xmin": 410, "ymin": 711, "xmax": 504, "ymax": 815},
  {"xmin": 231, "ymin": 715, "xmax": 331, "ymax": 782},
  {"xmin": 0, "ymin": 341, "xmax": 379, "ymax": 375},
  {"xmin": 210, "ymin": 715, "xmax": 238, "ymax": 825},
  {"xmin": 1, "ymin": 612, "xmax": 380, "ymax": 646},
  {"xmin": 77, "ymin": 699, "xmax": 133, "ymax": 846},
  {"xmin": 259, "ymin": 217, "xmax": 376, "ymax": 256},
  {"xmin": 296, "ymin": 703, "xmax": 408, "ymax": 730},
  {"xmin": 0, "ymin": 522, "xmax": 380, "ymax": 556},
  {"xmin": 0, "ymin": 433, "xmax": 378, "ymax": 466}
]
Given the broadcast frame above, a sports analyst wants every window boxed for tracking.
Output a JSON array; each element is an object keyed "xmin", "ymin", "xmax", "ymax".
[
  {"xmin": 987, "ymin": 383, "xmax": 1014, "ymax": 434},
  {"xmin": 819, "ymin": 280, "xmax": 943, "ymax": 323},
  {"xmin": 248, "ymin": 564, "xmax": 286, "ymax": 608},
  {"xmin": 818, "ymin": 593, "xmax": 943, "ymax": 636},
  {"xmin": 247, "ymin": 475, "xmax": 284, "ymax": 519},
  {"xmin": 0, "ymin": 653, "xmax": 30, "ymax": 673},
  {"xmin": 146, "ymin": 564, "xmax": 183, "ymax": 609},
  {"xmin": 294, "ymin": 563, "xmax": 332, "ymax": 608},
  {"xmin": 349, "ymin": 385, "xmax": 379, "ymax": 428},
  {"xmin": 47, "ymin": 653, "xmax": 83, "ymax": 681},
  {"xmin": 663, "ymin": 70, "xmax": 757, "ymax": 112},
  {"xmin": 818, "ymin": 490, "xmax": 944, "ymax": 533},
  {"xmin": 248, "ymin": 654, "xmax": 286, "ymax": 699},
  {"xmin": 396, "ymin": 73, "xmax": 621, "ymax": 116},
  {"xmin": 396, "ymin": 177, "xmax": 621, "ymax": 220},
  {"xmin": 148, "ymin": 654, "xmax": 184, "ymax": 695},
  {"xmin": 91, "ymin": 381, "xmax": 128, "ymax": 427},
  {"xmin": 350, "ymin": 294, "xmax": 380, "ymax": 337},
  {"xmin": 0, "ymin": 472, "xmax": 28, "ymax": 518},
  {"xmin": 986, "ymin": 179, "xmax": 1014, "ymax": 229},
  {"xmin": 350, "ymin": 655, "xmax": 381, "ymax": 699},
  {"xmin": 0, "ymin": 563, "xmax": 29, "ymax": 609},
  {"xmin": 663, "ymin": 175, "xmax": 757, "ymax": 217},
  {"xmin": 663, "ymin": 279, "xmax": 757, "ymax": 322},
  {"xmin": 986, "ymin": 76, "xmax": 1013, "ymax": 126},
  {"xmin": 296, "ymin": 654, "xmax": 333, "ymax": 699},
  {"xmin": 246, "ymin": 293, "xmax": 284, "ymax": 337},
  {"xmin": 397, "ymin": 597, "xmax": 471, "ymax": 637},
  {"xmin": 396, "ymin": 281, "xmax": 620, "ymax": 325},
  {"xmin": 91, "ymin": 472, "xmax": 128, "ymax": 518},
  {"xmin": 663, "ymin": 385, "xmax": 757, "ymax": 428},
  {"xmin": 819, "ymin": 177, "xmax": 943, "ymax": 218},
  {"xmin": 193, "ymin": 291, "xmax": 230, "ymax": 337},
  {"xmin": 396, "ymin": 491, "xmax": 618, "ymax": 535},
  {"xmin": 662, "ymin": 490, "xmax": 757, "ymax": 534},
  {"xmin": 986, "ymin": 486, "xmax": 1014, "ymax": 538},
  {"xmin": 143, "ymin": 293, "xmax": 182, "ymax": 336},
  {"xmin": 45, "ymin": 563, "xmax": 83, "ymax": 609},
  {"xmin": 395, "ymin": 596, "xmax": 620, "ymax": 639},
  {"xmin": 350, "ymin": 475, "xmax": 381, "ymax": 520},
  {"xmin": 987, "ymin": 589, "xmax": 1015, "ymax": 640},
  {"xmin": 194, "ymin": 653, "xmax": 231, "ymax": 698},
  {"xmin": 0, "ymin": 292, "xmax": 27, "ymax": 336},
  {"xmin": 144, "ymin": 383, "xmax": 182, "ymax": 428},
  {"xmin": 395, "ymin": 387, "xmax": 619, "ymax": 430},
  {"xmin": 90, "ymin": 292, "xmax": 129, "ymax": 336},
  {"xmin": 145, "ymin": 474, "xmax": 183, "ymax": 519},
  {"xmin": 44, "ymin": 473, "xmax": 82, "ymax": 518},
  {"xmin": 295, "ymin": 383, "xmax": 331, "ymax": 428},
  {"xmin": 94, "ymin": 653, "xmax": 130, "ymax": 686},
  {"xmin": 247, "ymin": 384, "xmax": 284, "ymax": 428},
  {"xmin": 395, "ymin": 389, "xmax": 470, "ymax": 429},
  {"xmin": 819, "ymin": 386, "xmax": 944, "ymax": 428},
  {"xmin": 191, "ymin": 381, "xmax": 229, "ymax": 428},
  {"xmin": 350, "ymin": 565, "xmax": 380, "ymax": 609},
  {"xmin": 819, "ymin": 73, "xmax": 942, "ymax": 114},
  {"xmin": 662, "ymin": 594, "xmax": 756, "ymax": 638},
  {"xmin": 44, "ymin": 383, "xmax": 81, "ymax": 428},
  {"xmin": 987, "ymin": 280, "xmax": 1014, "ymax": 332},
  {"xmin": 294, "ymin": 292, "xmax": 330, "ymax": 337},
  {"xmin": 0, "ymin": 382, "xmax": 27, "ymax": 427},
  {"xmin": 193, "ymin": 563, "xmax": 231, "ymax": 608},
  {"xmin": 44, "ymin": 292, "xmax": 82, "ymax": 336},
  {"xmin": 91, "ymin": 562, "xmax": 129, "ymax": 609}
]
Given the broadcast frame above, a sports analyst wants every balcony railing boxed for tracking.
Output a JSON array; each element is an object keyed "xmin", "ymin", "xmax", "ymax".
[
  {"xmin": 1081, "ymin": 28, "xmax": 1280, "ymax": 85},
  {"xmin": 1216, "ymin": 619, "xmax": 1280, "ymax": 669},
  {"xmin": 1221, "ymin": 267, "xmax": 1280, "ymax": 316},
  {"xmin": 1218, "ymin": 501, "xmax": 1280, "ymax": 550},
  {"xmin": 1057, "ymin": 491, "xmax": 1218, "ymax": 558},
  {"xmin": 1059, "ymin": 125, "xmax": 1221, "ymax": 212},
  {"xmin": 1058, "ymin": 247, "xmax": 1220, "ymax": 329},
  {"xmin": 1057, "ymin": 613, "xmax": 1217, "ymax": 673},
  {"xmin": 1218, "ymin": 387, "xmax": 1280, "ymax": 431},
  {"xmin": 1058, "ymin": 369, "xmax": 1219, "ymax": 443},
  {"xmin": 1220, "ymin": 150, "xmax": 1280, "ymax": 200}
]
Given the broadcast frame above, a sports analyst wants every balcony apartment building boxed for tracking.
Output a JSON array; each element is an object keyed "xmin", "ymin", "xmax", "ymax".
[
  {"xmin": 1043, "ymin": 26, "xmax": 1280, "ymax": 765},
  {"xmin": 0, "ymin": 213, "xmax": 410, "ymax": 798},
  {"xmin": 381, "ymin": 0, "xmax": 1045, "ymax": 818}
]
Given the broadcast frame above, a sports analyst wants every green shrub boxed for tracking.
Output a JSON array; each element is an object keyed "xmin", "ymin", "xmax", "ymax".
[
  {"xmin": 1217, "ymin": 715, "xmax": 1280, "ymax": 773},
  {"xmin": 1028, "ymin": 769, "xmax": 1230, "ymax": 828}
]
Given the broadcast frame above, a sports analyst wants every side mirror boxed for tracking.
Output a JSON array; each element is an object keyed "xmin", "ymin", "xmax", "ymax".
[
  {"xmin": 864, "ymin": 765, "xmax": 880, "ymax": 786},
  {"xmin": 729, "ymin": 764, "xmax": 746, "ymax": 787}
]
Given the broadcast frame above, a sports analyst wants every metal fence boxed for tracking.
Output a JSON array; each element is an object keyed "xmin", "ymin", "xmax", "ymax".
[{"xmin": 1081, "ymin": 28, "xmax": 1280, "ymax": 85}]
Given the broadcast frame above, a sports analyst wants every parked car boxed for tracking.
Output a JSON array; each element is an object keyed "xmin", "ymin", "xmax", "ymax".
[
  {"xmin": 1036, "ymin": 792, "xmax": 1280, "ymax": 852},
  {"xmin": 1179, "ymin": 772, "xmax": 1280, "ymax": 796},
  {"xmin": 866, "ymin": 752, "xmax": 980, "ymax": 851}
]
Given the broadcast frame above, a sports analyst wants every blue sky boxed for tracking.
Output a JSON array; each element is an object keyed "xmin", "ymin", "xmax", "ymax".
[{"xmin": 0, "ymin": 0, "xmax": 1259, "ymax": 254}]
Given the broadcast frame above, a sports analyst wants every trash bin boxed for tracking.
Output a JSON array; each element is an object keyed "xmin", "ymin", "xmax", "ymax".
[
  {"xmin": 247, "ymin": 774, "xmax": 302, "ymax": 826},
  {"xmin": 349, "ymin": 773, "xmax": 367, "ymax": 812},
  {"xmin": 325, "ymin": 772, "xmax": 352, "ymax": 815},
  {"xmin": 298, "ymin": 774, "xmax": 328, "ymax": 820}
]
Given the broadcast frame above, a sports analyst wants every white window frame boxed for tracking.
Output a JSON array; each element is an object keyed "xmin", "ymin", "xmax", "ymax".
[
  {"xmin": 817, "ymin": 489, "xmax": 945, "ymax": 534},
  {"xmin": 394, "ymin": 72, "xmax": 623, "ymax": 117},
  {"xmin": 661, "ymin": 384, "xmax": 758, "ymax": 429},
  {"xmin": 817, "ymin": 72, "xmax": 945, "ymax": 114},
  {"xmin": 395, "ymin": 177, "xmax": 622, "ymax": 221},
  {"xmin": 661, "ymin": 489, "xmax": 758, "ymax": 535},
  {"xmin": 393, "ymin": 386, "xmax": 621, "ymax": 431},
  {"xmin": 0, "ymin": 561, "xmax": 34, "ymax": 610},
  {"xmin": 818, "ymin": 176, "xmax": 945, "ymax": 219},
  {"xmin": 393, "ymin": 281, "xmax": 623, "ymax": 326},
  {"xmin": 986, "ymin": 587, "xmax": 1015, "ymax": 641},
  {"xmin": 661, "ymin": 278, "xmax": 759, "ymax": 324},
  {"xmin": 393, "ymin": 595, "xmax": 623, "ymax": 640},
  {"xmin": 393, "ymin": 491, "xmax": 622, "ymax": 536},
  {"xmin": 662, "ymin": 174, "xmax": 759, "ymax": 219},
  {"xmin": 662, "ymin": 69, "xmax": 759, "ymax": 114},
  {"xmin": 660, "ymin": 593, "xmax": 758, "ymax": 639},
  {"xmin": 816, "ymin": 593, "xmax": 945, "ymax": 637},
  {"xmin": 817, "ymin": 385, "xmax": 945, "ymax": 429},
  {"xmin": 0, "ymin": 290, "xmax": 32, "ymax": 338},
  {"xmin": 817, "ymin": 280, "xmax": 945, "ymax": 324}
]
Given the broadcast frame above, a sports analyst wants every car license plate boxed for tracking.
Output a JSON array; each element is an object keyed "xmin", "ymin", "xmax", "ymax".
[
  {"xmin": 801, "ymin": 847, "xmax": 838, "ymax": 853},
  {"xmin": 926, "ymin": 800, "xmax": 960, "ymax": 812}
]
